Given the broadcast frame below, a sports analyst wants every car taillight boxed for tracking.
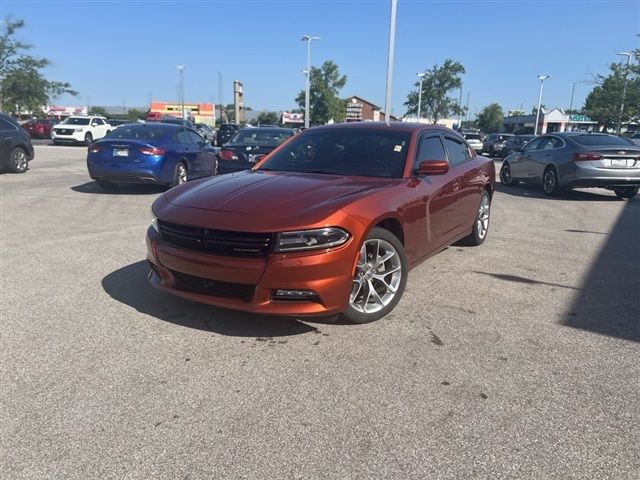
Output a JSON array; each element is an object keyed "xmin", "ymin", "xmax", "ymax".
[
  {"xmin": 88, "ymin": 145, "xmax": 102, "ymax": 153},
  {"xmin": 219, "ymin": 149, "xmax": 238, "ymax": 161},
  {"xmin": 139, "ymin": 147, "xmax": 166, "ymax": 155},
  {"xmin": 573, "ymin": 152, "xmax": 603, "ymax": 161}
]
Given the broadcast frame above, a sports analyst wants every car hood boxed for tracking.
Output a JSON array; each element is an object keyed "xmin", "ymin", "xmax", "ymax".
[{"xmin": 163, "ymin": 170, "xmax": 397, "ymax": 220}]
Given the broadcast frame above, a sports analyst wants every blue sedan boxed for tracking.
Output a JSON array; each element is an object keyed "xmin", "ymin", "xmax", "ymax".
[{"xmin": 87, "ymin": 123, "xmax": 218, "ymax": 190}]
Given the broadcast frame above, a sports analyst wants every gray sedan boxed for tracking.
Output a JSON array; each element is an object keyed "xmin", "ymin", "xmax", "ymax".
[{"xmin": 499, "ymin": 132, "xmax": 640, "ymax": 199}]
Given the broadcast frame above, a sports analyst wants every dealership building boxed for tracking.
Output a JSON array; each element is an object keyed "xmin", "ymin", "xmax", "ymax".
[
  {"xmin": 503, "ymin": 109, "xmax": 598, "ymax": 134},
  {"xmin": 149, "ymin": 101, "xmax": 216, "ymax": 125}
]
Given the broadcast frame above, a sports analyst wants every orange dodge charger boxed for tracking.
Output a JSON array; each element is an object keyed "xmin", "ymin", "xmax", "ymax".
[{"xmin": 147, "ymin": 122, "xmax": 495, "ymax": 323}]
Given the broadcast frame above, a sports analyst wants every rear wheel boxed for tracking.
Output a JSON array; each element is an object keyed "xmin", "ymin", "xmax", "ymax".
[
  {"xmin": 543, "ymin": 166, "xmax": 561, "ymax": 196},
  {"xmin": 499, "ymin": 162, "xmax": 517, "ymax": 185},
  {"xmin": 460, "ymin": 190, "xmax": 491, "ymax": 246},
  {"xmin": 172, "ymin": 162, "xmax": 188, "ymax": 187},
  {"xmin": 613, "ymin": 186, "xmax": 639, "ymax": 199},
  {"xmin": 342, "ymin": 227, "xmax": 408, "ymax": 324},
  {"xmin": 8, "ymin": 147, "xmax": 28, "ymax": 173}
]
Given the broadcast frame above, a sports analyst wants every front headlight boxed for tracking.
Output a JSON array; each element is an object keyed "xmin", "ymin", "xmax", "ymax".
[
  {"xmin": 275, "ymin": 227, "xmax": 350, "ymax": 252},
  {"xmin": 150, "ymin": 210, "xmax": 159, "ymax": 233},
  {"xmin": 74, "ymin": 128, "xmax": 84, "ymax": 132}
]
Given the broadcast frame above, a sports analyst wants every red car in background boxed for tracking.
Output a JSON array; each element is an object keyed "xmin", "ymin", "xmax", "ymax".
[
  {"xmin": 147, "ymin": 123, "xmax": 495, "ymax": 323},
  {"xmin": 22, "ymin": 118, "xmax": 56, "ymax": 139}
]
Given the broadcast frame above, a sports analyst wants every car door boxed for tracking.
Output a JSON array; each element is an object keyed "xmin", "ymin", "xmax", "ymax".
[
  {"xmin": 175, "ymin": 128, "xmax": 200, "ymax": 176},
  {"xmin": 187, "ymin": 130, "xmax": 215, "ymax": 178},
  {"xmin": 0, "ymin": 117, "xmax": 19, "ymax": 163},
  {"xmin": 413, "ymin": 133, "xmax": 461, "ymax": 254},
  {"xmin": 527, "ymin": 136, "xmax": 557, "ymax": 181},
  {"xmin": 443, "ymin": 135, "xmax": 483, "ymax": 235},
  {"xmin": 512, "ymin": 136, "xmax": 543, "ymax": 180}
]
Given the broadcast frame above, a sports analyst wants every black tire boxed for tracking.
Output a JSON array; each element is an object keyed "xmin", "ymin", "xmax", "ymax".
[
  {"xmin": 171, "ymin": 162, "xmax": 188, "ymax": 187},
  {"xmin": 542, "ymin": 166, "xmax": 561, "ymax": 196},
  {"xmin": 84, "ymin": 132, "xmax": 93, "ymax": 146},
  {"xmin": 96, "ymin": 179, "xmax": 117, "ymax": 190},
  {"xmin": 8, "ymin": 147, "xmax": 29, "ymax": 173},
  {"xmin": 613, "ymin": 186, "xmax": 639, "ymax": 199},
  {"xmin": 460, "ymin": 190, "xmax": 491, "ymax": 246},
  {"xmin": 499, "ymin": 162, "xmax": 517, "ymax": 186},
  {"xmin": 341, "ymin": 227, "xmax": 408, "ymax": 324}
]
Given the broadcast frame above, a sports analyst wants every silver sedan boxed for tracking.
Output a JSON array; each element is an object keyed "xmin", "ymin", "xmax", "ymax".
[{"xmin": 499, "ymin": 132, "xmax": 640, "ymax": 198}]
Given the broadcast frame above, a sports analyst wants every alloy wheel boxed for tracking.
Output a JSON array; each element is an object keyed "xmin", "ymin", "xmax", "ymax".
[
  {"xmin": 349, "ymin": 238, "xmax": 403, "ymax": 315},
  {"xmin": 477, "ymin": 194, "xmax": 490, "ymax": 240},
  {"xmin": 543, "ymin": 169, "xmax": 557, "ymax": 195},
  {"xmin": 176, "ymin": 163, "xmax": 188, "ymax": 185},
  {"xmin": 12, "ymin": 149, "xmax": 27, "ymax": 172},
  {"xmin": 500, "ymin": 163, "xmax": 512, "ymax": 184}
]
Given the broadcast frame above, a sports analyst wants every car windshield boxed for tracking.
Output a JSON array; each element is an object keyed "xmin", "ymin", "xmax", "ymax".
[
  {"xmin": 573, "ymin": 134, "xmax": 633, "ymax": 146},
  {"xmin": 229, "ymin": 129, "xmax": 293, "ymax": 147},
  {"xmin": 219, "ymin": 125, "xmax": 238, "ymax": 133},
  {"xmin": 105, "ymin": 124, "xmax": 167, "ymax": 140},
  {"xmin": 258, "ymin": 128, "xmax": 411, "ymax": 179},
  {"xmin": 62, "ymin": 117, "xmax": 90, "ymax": 125}
]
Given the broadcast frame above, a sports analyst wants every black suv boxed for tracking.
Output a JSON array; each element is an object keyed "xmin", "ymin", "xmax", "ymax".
[
  {"xmin": 0, "ymin": 113, "xmax": 34, "ymax": 173},
  {"xmin": 216, "ymin": 123, "xmax": 241, "ymax": 146}
]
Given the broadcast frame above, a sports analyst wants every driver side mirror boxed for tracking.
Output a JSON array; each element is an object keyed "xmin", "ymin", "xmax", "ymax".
[{"xmin": 416, "ymin": 160, "xmax": 449, "ymax": 176}]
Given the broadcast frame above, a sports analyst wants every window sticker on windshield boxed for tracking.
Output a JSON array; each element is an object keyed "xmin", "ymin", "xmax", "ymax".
[{"xmin": 394, "ymin": 145, "xmax": 403, "ymax": 152}]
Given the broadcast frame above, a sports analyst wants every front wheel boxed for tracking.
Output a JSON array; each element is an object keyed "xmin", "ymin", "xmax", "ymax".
[
  {"xmin": 8, "ymin": 147, "xmax": 28, "ymax": 173},
  {"xmin": 84, "ymin": 132, "xmax": 93, "ymax": 146},
  {"xmin": 499, "ymin": 162, "xmax": 517, "ymax": 186},
  {"xmin": 460, "ymin": 190, "xmax": 491, "ymax": 246},
  {"xmin": 543, "ymin": 167, "xmax": 561, "ymax": 196},
  {"xmin": 342, "ymin": 227, "xmax": 408, "ymax": 324},
  {"xmin": 614, "ymin": 186, "xmax": 639, "ymax": 199}
]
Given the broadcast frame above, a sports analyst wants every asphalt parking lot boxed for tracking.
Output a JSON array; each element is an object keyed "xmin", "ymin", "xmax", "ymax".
[{"xmin": 2, "ymin": 145, "xmax": 639, "ymax": 479}]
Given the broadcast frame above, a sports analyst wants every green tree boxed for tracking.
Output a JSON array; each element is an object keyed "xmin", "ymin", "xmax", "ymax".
[
  {"xmin": 476, "ymin": 103, "xmax": 504, "ymax": 133},
  {"xmin": 404, "ymin": 59, "xmax": 465, "ymax": 124},
  {"xmin": 125, "ymin": 108, "xmax": 146, "ymax": 122},
  {"xmin": 1, "ymin": 18, "xmax": 77, "ymax": 115},
  {"xmin": 89, "ymin": 106, "xmax": 108, "ymax": 117},
  {"xmin": 295, "ymin": 60, "xmax": 347, "ymax": 125},
  {"xmin": 584, "ymin": 48, "xmax": 640, "ymax": 132},
  {"xmin": 255, "ymin": 111, "xmax": 280, "ymax": 125}
]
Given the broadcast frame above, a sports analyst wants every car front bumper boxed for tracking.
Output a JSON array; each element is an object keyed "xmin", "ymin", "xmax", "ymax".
[
  {"xmin": 146, "ymin": 227, "xmax": 357, "ymax": 317},
  {"xmin": 52, "ymin": 131, "xmax": 86, "ymax": 143}
]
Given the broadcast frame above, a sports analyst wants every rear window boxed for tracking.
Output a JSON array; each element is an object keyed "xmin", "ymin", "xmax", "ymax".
[
  {"xmin": 230, "ymin": 129, "xmax": 294, "ymax": 147},
  {"xmin": 105, "ymin": 124, "xmax": 167, "ymax": 140},
  {"xmin": 219, "ymin": 125, "xmax": 239, "ymax": 132},
  {"xmin": 464, "ymin": 134, "xmax": 482, "ymax": 140},
  {"xmin": 572, "ymin": 134, "xmax": 633, "ymax": 146}
]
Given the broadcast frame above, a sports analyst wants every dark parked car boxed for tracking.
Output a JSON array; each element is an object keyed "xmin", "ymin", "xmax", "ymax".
[
  {"xmin": 194, "ymin": 123, "xmax": 215, "ymax": 144},
  {"xmin": 500, "ymin": 132, "xmax": 640, "ymax": 198},
  {"xmin": 22, "ymin": 118, "xmax": 56, "ymax": 139},
  {"xmin": 483, "ymin": 133, "xmax": 514, "ymax": 157},
  {"xmin": 1, "ymin": 113, "xmax": 34, "ymax": 173},
  {"xmin": 86, "ymin": 123, "xmax": 218, "ymax": 190},
  {"xmin": 216, "ymin": 123, "xmax": 241, "ymax": 146},
  {"xmin": 217, "ymin": 127, "xmax": 294, "ymax": 174},
  {"xmin": 501, "ymin": 135, "xmax": 536, "ymax": 157},
  {"xmin": 106, "ymin": 119, "xmax": 129, "ymax": 127},
  {"xmin": 147, "ymin": 123, "xmax": 495, "ymax": 323}
]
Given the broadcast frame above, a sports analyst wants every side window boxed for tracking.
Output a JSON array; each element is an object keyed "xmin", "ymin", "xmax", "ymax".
[
  {"xmin": 415, "ymin": 135, "xmax": 446, "ymax": 166},
  {"xmin": 523, "ymin": 137, "xmax": 543, "ymax": 152},
  {"xmin": 188, "ymin": 130, "xmax": 204, "ymax": 144},
  {"xmin": 550, "ymin": 137, "xmax": 564, "ymax": 149},
  {"xmin": 0, "ymin": 118, "xmax": 17, "ymax": 131},
  {"xmin": 444, "ymin": 136, "xmax": 471, "ymax": 166},
  {"xmin": 540, "ymin": 137, "xmax": 556, "ymax": 150},
  {"xmin": 176, "ymin": 129, "xmax": 194, "ymax": 144}
]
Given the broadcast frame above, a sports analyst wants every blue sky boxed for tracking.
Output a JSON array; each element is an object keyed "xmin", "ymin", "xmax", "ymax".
[{"xmin": 2, "ymin": 0, "xmax": 638, "ymax": 118}]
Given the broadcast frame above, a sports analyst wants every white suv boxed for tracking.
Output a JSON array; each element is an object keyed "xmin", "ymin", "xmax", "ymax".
[{"xmin": 52, "ymin": 116, "xmax": 112, "ymax": 145}]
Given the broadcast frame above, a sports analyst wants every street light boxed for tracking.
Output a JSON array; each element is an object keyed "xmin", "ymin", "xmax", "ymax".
[
  {"xmin": 416, "ymin": 72, "xmax": 426, "ymax": 122},
  {"xmin": 616, "ymin": 52, "xmax": 631, "ymax": 135},
  {"xmin": 301, "ymin": 35, "xmax": 320, "ymax": 128},
  {"xmin": 534, "ymin": 74, "xmax": 550, "ymax": 135},
  {"xmin": 177, "ymin": 65, "xmax": 186, "ymax": 120}
]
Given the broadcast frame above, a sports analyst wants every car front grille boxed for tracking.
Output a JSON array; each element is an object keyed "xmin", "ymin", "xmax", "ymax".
[
  {"xmin": 158, "ymin": 220, "xmax": 275, "ymax": 258},
  {"xmin": 55, "ymin": 128, "xmax": 74, "ymax": 135},
  {"xmin": 170, "ymin": 269, "xmax": 255, "ymax": 302}
]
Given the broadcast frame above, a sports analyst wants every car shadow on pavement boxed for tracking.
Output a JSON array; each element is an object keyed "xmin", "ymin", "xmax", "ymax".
[
  {"xmin": 102, "ymin": 260, "xmax": 338, "ymax": 337},
  {"xmin": 562, "ymin": 197, "xmax": 640, "ymax": 342},
  {"xmin": 495, "ymin": 182, "xmax": 623, "ymax": 201},
  {"xmin": 71, "ymin": 181, "xmax": 166, "ymax": 195}
]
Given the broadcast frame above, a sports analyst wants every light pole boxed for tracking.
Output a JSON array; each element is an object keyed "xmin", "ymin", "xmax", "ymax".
[
  {"xmin": 384, "ymin": 0, "xmax": 398, "ymax": 126},
  {"xmin": 457, "ymin": 82, "xmax": 463, "ymax": 128},
  {"xmin": 177, "ymin": 65, "xmax": 186, "ymax": 120},
  {"xmin": 569, "ymin": 82, "xmax": 578, "ymax": 113},
  {"xmin": 534, "ymin": 74, "xmax": 550, "ymax": 135},
  {"xmin": 416, "ymin": 72, "xmax": 426, "ymax": 122},
  {"xmin": 616, "ymin": 52, "xmax": 631, "ymax": 135},
  {"xmin": 465, "ymin": 91, "xmax": 471, "ymax": 123},
  {"xmin": 301, "ymin": 35, "xmax": 320, "ymax": 128}
]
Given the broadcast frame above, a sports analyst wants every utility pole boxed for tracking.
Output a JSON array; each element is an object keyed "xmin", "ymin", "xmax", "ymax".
[
  {"xmin": 457, "ymin": 82, "xmax": 463, "ymax": 128},
  {"xmin": 177, "ymin": 65, "xmax": 186, "ymax": 120},
  {"xmin": 384, "ymin": 0, "xmax": 398, "ymax": 126},
  {"xmin": 416, "ymin": 72, "xmax": 426, "ymax": 122},
  {"xmin": 301, "ymin": 35, "xmax": 320, "ymax": 128},
  {"xmin": 465, "ymin": 91, "xmax": 471, "ymax": 123},
  {"xmin": 616, "ymin": 52, "xmax": 631, "ymax": 135}
]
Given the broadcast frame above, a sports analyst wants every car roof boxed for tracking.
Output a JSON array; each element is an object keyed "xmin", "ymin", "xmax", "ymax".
[{"xmin": 309, "ymin": 122, "xmax": 455, "ymax": 135}]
